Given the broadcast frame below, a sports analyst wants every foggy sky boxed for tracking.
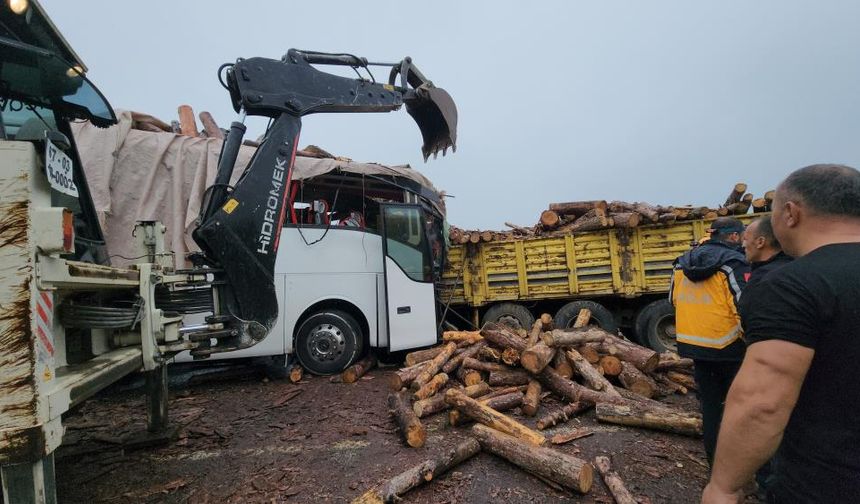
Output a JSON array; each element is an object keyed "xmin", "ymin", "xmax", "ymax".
[{"xmin": 42, "ymin": 1, "xmax": 860, "ymax": 229}]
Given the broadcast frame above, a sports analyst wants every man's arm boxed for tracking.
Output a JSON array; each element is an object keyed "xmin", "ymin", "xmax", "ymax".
[{"xmin": 702, "ymin": 339, "xmax": 814, "ymax": 503}]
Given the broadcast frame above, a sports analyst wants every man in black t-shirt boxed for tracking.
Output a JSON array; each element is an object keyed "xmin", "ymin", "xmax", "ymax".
[{"xmin": 703, "ymin": 164, "xmax": 860, "ymax": 504}]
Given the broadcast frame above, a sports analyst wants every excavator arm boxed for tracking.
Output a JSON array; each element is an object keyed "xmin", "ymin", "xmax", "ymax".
[{"xmin": 190, "ymin": 49, "xmax": 457, "ymax": 357}]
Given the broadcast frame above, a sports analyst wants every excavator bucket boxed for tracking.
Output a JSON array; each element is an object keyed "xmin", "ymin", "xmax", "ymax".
[{"xmin": 405, "ymin": 85, "xmax": 458, "ymax": 161}]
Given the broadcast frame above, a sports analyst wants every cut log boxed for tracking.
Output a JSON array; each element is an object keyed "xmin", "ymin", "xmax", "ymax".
[
  {"xmin": 579, "ymin": 345, "xmax": 601, "ymax": 364},
  {"xmin": 413, "ymin": 373, "xmax": 449, "ymax": 401},
  {"xmin": 352, "ymin": 437, "xmax": 481, "ymax": 504},
  {"xmin": 666, "ymin": 371, "xmax": 698, "ymax": 391},
  {"xmin": 752, "ymin": 198, "xmax": 769, "ymax": 213},
  {"xmin": 287, "ymin": 364, "xmax": 304, "ymax": 383},
  {"xmin": 764, "ymin": 190, "xmax": 775, "ymax": 210},
  {"xmin": 611, "ymin": 212, "xmax": 640, "ymax": 229},
  {"xmin": 343, "ymin": 354, "xmax": 377, "ymax": 384},
  {"xmin": 704, "ymin": 211, "xmax": 719, "ymax": 220},
  {"xmin": 633, "ymin": 203, "xmax": 660, "ymax": 223},
  {"xmin": 618, "ymin": 361, "xmax": 658, "ymax": 398},
  {"xmin": 549, "ymin": 200, "xmax": 608, "ymax": 218},
  {"xmin": 540, "ymin": 210, "xmax": 561, "ymax": 228},
  {"xmin": 538, "ymin": 367, "xmax": 626, "ymax": 405},
  {"xmin": 655, "ymin": 354, "xmax": 694, "ymax": 372},
  {"xmin": 458, "ymin": 367, "xmax": 484, "ymax": 387},
  {"xmin": 481, "ymin": 322, "xmax": 527, "ymax": 352},
  {"xmin": 445, "ymin": 389, "xmax": 544, "ymax": 445},
  {"xmin": 389, "ymin": 362, "xmax": 430, "ymax": 391},
  {"xmin": 479, "ymin": 346, "xmax": 502, "ymax": 362},
  {"xmin": 540, "ymin": 313, "xmax": 554, "ymax": 330},
  {"xmin": 469, "ymin": 232, "xmax": 481, "ymax": 244},
  {"xmin": 458, "ymin": 232, "xmax": 470, "ymax": 245},
  {"xmin": 652, "ymin": 373, "xmax": 688, "ymax": 395},
  {"xmin": 198, "ymin": 111, "xmax": 224, "ymax": 139},
  {"xmin": 553, "ymin": 351, "xmax": 574, "ymax": 379},
  {"xmin": 560, "ymin": 212, "xmax": 613, "ymax": 233},
  {"xmin": 599, "ymin": 333, "xmax": 659, "ymax": 373},
  {"xmin": 521, "ymin": 341, "xmax": 557, "ymax": 374},
  {"xmin": 488, "ymin": 369, "xmax": 531, "ymax": 386},
  {"xmin": 177, "ymin": 104, "xmax": 199, "ymax": 137},
  {"xmin": 442, "ymin": 342, "xmax": 486, "ymax": 374},
  {"xmin": 501, "ymin": 347, "xmax": 521, "ymax": 366},
  {"xmin": 472, "ymin": 424, "xmax": 593, "ymax": 494},
  {"xmin": 522, "ymin": 380, "xmax": 542, "ymax": 417},
  {"xmin": 724, "ymin": 183, "xmax": 748, "ymax": 207},
  {"xmin": 536, "ymin": 402, "xmax": 593, "ymax": 430},
  {"xmin": 566, "ymin": 349, "xmax": 622, "ymax": 397},
  {"xmin": 462, "ymin": 357, "xmax": 508, "ymax": 374},
  {"xmin": 595, "ymin": 401, "xmax": 702, "ymax": 437},
  {"xmin": 405, "ymin": 346, "xmax": 445, "ymax": 367},
  {"xmin": 388, "ymin": 391, "xmax": 427, "ymax": 448},
  {"xmin": 413, "ymin": 382, "xmax": 491, "ymax": 418},
  {"xmin": 411, "ymin": 342, "xmax": 457, "ymax": 390},
  {"xmin": 505, "ymin": 222, "xmax": 534, "ymax": 235},
  {"xmin": 526, "ymin": 319, "xmax": 543, "ymax": 347},
  {"xmin": 598, "ymin": 355, "xmax": 623, "ymax": 377},
  {"xmin": 448, "ymin": 391, "xmax": 525, "ymax": 426},
  {"xmin": 593, "ymin": 456, "xmax": 637, "ymax": 504},
  {"xmin": 742, "ymin": 193, "xmax": 754, "ymax": 204},
  {"xmin": 480, "ymin": 230, "xmax": 494, "ymax": 242},
  {"xmin": 726, "ymin": 201, "xmax": 750, "ymax": 215},
  {"xmin": 550, "ymin": 428, "xmax": 594, "ymax": 445},
  {"xmin": 657, "ymin": 212, "xmax": 677, "ymax": 224},
  {"xmin": 542, "ymin": 327, "xmax": 606, "ymax": 348},
  {"xmin": 442, "ymin": 330, "xmax": 483, "ymax": 344}
]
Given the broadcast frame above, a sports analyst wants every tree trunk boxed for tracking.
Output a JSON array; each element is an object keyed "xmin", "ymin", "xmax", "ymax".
[
  {"xmin": 352, "ymin": 438, "xmax": 481, "ymax": 504},
  {"xmin": 442, "ymin": 330, "xmax": 483, "ymax": 344},
  {"xmin": 764, "ymin": 190, "xmax": 775, "ymax": 210},
  {"xmin": 538, "ymin": 367, "xmax": 626, "ymax": 405},
  {"xmin": 579, "ymin": 345, "xmax": 601, "ymax": 364},
  {"xmin": 599, "ymin": 355, "xmax": 623, "ymax": 377},
  {"xmin": 542, "ymin": 327, "xmax": 606, "ymax": 348},
  {"xmin": 618, "ymin": 362, "xmax": 658, "ymax": 399},
  {"xmin": 724, "ymin": 183, "xmax": 748, "ymax": 207},
  {"xmin": 288, "ymin": 364, "xmax": 304, "ymax": 383},
  {"xmin": 540, "ymin": 313, "xmax": 554, "ymax": 329},
  {"xmin": 488, "ymin": 369, "xmax": 531, "ymax": 386},
  {"xmin": 549, "ymin": 200, "xmax": 608, "ymax": 217},
  {"xmin": 595, "ymin": 401, "xmax": 703, "ymax": 437},
  {"xmin": 599, "ymin": 333, "xmax": 659, "ymax": 373},
  {"xmin": 445, "ymin": 389, "xmax": 544, "ymax": 445},
  {"xmin": 666, "ymin": 371, "xmax": 698, "ymax": 390},
  {"xmin": 390, "ymin": 362, "xmax": 430, "ymax": 391},
  {"xmin": 177, "ymin": 104, "xmax": 199, "ymax": 136},
  {"xmin": 413, "ymin": 382, "xmax": 490, "ymax": 418},
  {"xmin": 388, "ymin": 391, "xmax": 427, "ymax": 447},
  {"xmin": 536, "ymin": 402, "xmax": 593, "ymax": 430},
  {"xmin": 752, "ymin": 198, "xmax": 768, "ymax": 213},
  {"xmin": 521, "ymin": 341, "xmax": 557, "ymax": 374},
  {"xmin": 652, "ymin": 373, "xmax": 688, "ymax": 395},
  {"xmin": 457, "ymin": 367, "xmax": 484, "ymax": 387},
  {"xmin": 442, "ymin": 342, "xmax": 486, "ymax": 374},
  {"xmin": 480, "ymin": 230, "xmax": 494, "ymax": 242},
  {"xmin": 479, "ymin": 346, "xmax": 502, "ymax": 362},
  {"xmin": 655, "ymin": 354, "xmax": 694, "ymax": 372},
  {"xmin": 566, "ymin": 349, "xmax": 622, "ymax": 397},
  {"xmin": 553, "ymin": 351, "xmax": 574, "ymax": 379},
  {"xmin": 633, "ymin": 203, "xmax": 660, "ymax": 223},
  {"xmin": 726, "ymin": 201, "xmax": 750, "ymax": 215},
  {"xmin": 540, "ymin": 210, "xmax": 561, "ymax": 228},
  {"xmin": 411, "ymin": 342, "xmax": 457, "ymax": 390},
  {"xmin": 471, "ymin": 424, "xmax": 593, "ymax": 494},
  {"xmin": 405, "ymin": 346, "xmax": 446, "ymax": 367},
  {"xmin": 469, "ymin": 232, "xmax": 481, "ymax": 244},
  {"xmin": 481, "ymin": 323, "xmax": 528, "ymax": 352},
  {"xmin": 462, "ymin": 357, "xmax": 509, "ymax": 373},
  {"xmin": 527, "ymin": 319, "xmax": 543, "ymax": 347},
  {"xmin": 447, "ymin": 391, "xmax": 525, "ymax": 427},
  {"xmin": 611, "ymin": 212, "xmax": 641, "ymax": 228},
  {"xmin": 413, "ymin": 373, "xmax": 449, "ymax": 401},
  {"xmin": 343, "ymin": 354, "xmax": 377, "ymax": 384},
  {"xmin": 522, "ymin": 380, "xmax": 542, "ymax": 417},
  {"xmin": 658, "ymin": 212, "xmax": 677, "ymax": 224},
  {"xmin": 501, "ymin": 347, "xmax": 521, "ymax": 366},
  {"xmin": 198, "ymin": 111, "xmax": 224, "ymax": 139},
  {"xmin": 593, "ymin": 456, "xmax": 637, "ymax": 504},
  {"xmin": 560, "ymin": 213, "xmax": 613, "ymax": 233}
]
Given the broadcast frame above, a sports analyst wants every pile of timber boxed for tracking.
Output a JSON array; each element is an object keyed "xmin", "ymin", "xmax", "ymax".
[
  {"xmin": 355, "ymin": 310, "xmax": 700, "ymax": 503},
  {"xmin": 449, "ymin": 182, "xmax": 775, "ymax": 243}
]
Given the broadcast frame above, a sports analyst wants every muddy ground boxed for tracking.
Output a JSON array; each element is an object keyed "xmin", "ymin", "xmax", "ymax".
[{"xmin": 53, "ymin": 360, "xmax": 762, "ymax": 503}]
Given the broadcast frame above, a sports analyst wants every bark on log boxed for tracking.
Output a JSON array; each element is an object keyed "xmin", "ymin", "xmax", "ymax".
[
  {"xmin": 471, "ymin": 424, "xmax": 593, "ymax": 494},
  {"xmin": 462, "ymin": 357, "xmax": 508, "ymax": 374},
  {"xmin": 599, "ymin": 355, "xmax": 623, "ymax": 377},
  {"xmin": 352, "ymin": 438, "xmax": 481, "ymax": 504},
  {"xmin": 469, "ymin": 232, "xmax": 481, "ymax": 244},
  {"xmin": 655, "ymin": 354, "xmax": 694, "ymax": 372},
  {"xmin": 540, "ymin": 313, "xmax": 554, "ymax": 330},
  {"xmin": 521, "ymin": 341, "xmax": 557, "ymax": 374},
  {"xmin": 652, "ymin": 372, "xmax": 688, "ymax": 395},
  {"xmin": 522, "ymin": 380, "xmax": 542, "ymax": 417},
  {"xmin": 177, "ymin": 104, "xmax": 199, "ymax": 136},
  {"xmin": 445, "ymin": 389, "xmax": 544, "ymax": 445},
  {"xmin": 550, "ymin": 428, "xmax": 594, "ymax": 445},
  {"xmin": 611, "ymin": 212, "xmax": 641, "ymax": 229},
  {"xmin": 704, "ymin": 211, "xmax": 719, "ymax": 220},
  {"xmin": 411, "ymin": 342, "xmax": 457, "ymax": 390},
  {"xmin": 405, "ymin": 346, "xmax": 446, "ymax": 367},
  {"xmin": 549, "ymin": 200, "xmax": 608, "ymax": 217},
  {"xmin": 540, "ymin": 210, "xmax": 561, "ymax": 228},
  {"xmin": 390, "ymin": 362, "xmax": 430, "ymax": 391},
  {"xmin": 458, "ymin": 367, "xmax": 484, "ymax": 387},
  {"xmin": 742, "ymin": 193, "xmax": 754, "ymax": 204},
  {"xmin": 599, "ymin": 333, "xmax": 659, "ymax": 373},
  {"xmin": 561, "ymin": 213, "xmax": 612, "ymax": 233},
  {"xmin": 553, "ymin": 351, "xmax": 574, "ymax": 379},
  {"xmin": 442, "ymin": 330, "xmax": 483, "ymax": 344},
  {"xmin": 343, "ymin": 354, "xmax": 377, "ymax": 384},
  {"xmin": 595, "ymin": 401, "xmax": 703, "ymax": 436},
  {"xmin": 724, "ymin": 183, "xmax": 748, "ymax": 207},
  {"xmin": 413, "ymin": 373, "xmax": 449, "ymax": 401},
  {"xmin": 752, "ymin": 198, "xmax": 768, "ymax": 213},
  {"xmin": 542, "ymin": 327, "xmax": 606, "ymax": 348},
  {"xmin": 666, "ymin": 371, "xmax": 698, "ymax": 390},
  {"xmin": 633, "ymin": 203, "xmax": 660, "ymax": 223},
  {"xmin": 481, "ymin": 323, "xmax": 528, "ymax": 352},
  {"xmin": 726, "ymin": 201, "xmax": 750, "ymax": 215},
  {"xmin": 536, "ymin": 402, "xmax": 593, "ymax": 430},
  {"xmin": 198, "ymin": 111, "xmax": 224, "ymax": 139},
  {"xmin": 764, "ymin": 190, "xmax": 775, "ymax": 210},
  {"xmin": 413, "ymin": 382, "xmax": 491, "ymax": 418},
  {"xmin": 288, "ymin": 364, "xmax": 303, "ymax": 383},
  {"xmin": 658, "ymin": 213, "xmax": 677, "ymax": 224},
  {"xmin": 527, "ymin": 319, "xmax": 543, "ymax": 348},
  {"xmin": 458, "ymin": 232, "xmax": 470, "ymax": 244},
  {"xmin": 566, "ymin": 349, "xmax": 622, "ymax": 397},
  {"xmin": 447, "ymin": 391, "xmax": 525, "ymax": 426},
  {"xmin": 480, "ymin": 230, "xmax": 494, "ymax": 242},
  {"xmin": 479, "ymin": 346, "xmax": 502, "ymax": 362},
  {"xmin": 579, "ymin": 345, "xmax": 601, "ymax": 364},
  {"xmin": 501, "ymin": 347, "xmax": 521, "ymax": 366},
  {"xmin": 538, "ymin": 367, "xmax": 626, "ymax": 405},
  {"xmin": 593, "ymin": 456, "xmax": 637, "ymax": 504},
  {"xmin": 442, "ymin": 342, "xmax": 486, "ymax": 374},
  {"xmin": 618, "ymin": 361, "xmax": 658, "ymax": 398},
  {"xmin": 488, "ymin": 369, "xmax": 531, "ymax": 386},
  {"xmin": 388, "ymin": 391, "xmax": 427, "ymax": 447}
]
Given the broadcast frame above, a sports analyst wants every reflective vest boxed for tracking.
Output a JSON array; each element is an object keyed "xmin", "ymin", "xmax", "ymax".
[{"xmin": 670, "ymin": 266, "xmax": 743, "ymax": 349}]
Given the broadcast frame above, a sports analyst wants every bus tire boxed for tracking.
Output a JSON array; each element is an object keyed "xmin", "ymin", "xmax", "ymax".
[
  {"xmin": 482, "ymin": 303, "xmax": 535, "ymax": 330},
  {"xmin": 554, "ymin": 300, "xmax": 618, "ymax": 333},
  {"xmin": 635, "ymin": 299, "xmax": 676, "ymax": 353},
  {"xmin": 295, "ymin": 310, "xmax": 363, "ymax": 375}
]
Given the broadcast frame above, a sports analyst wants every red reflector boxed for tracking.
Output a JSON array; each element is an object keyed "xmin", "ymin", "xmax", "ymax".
[{"xmin": 62, "ymin": 210, "xmax": 74, "ymax": 253}]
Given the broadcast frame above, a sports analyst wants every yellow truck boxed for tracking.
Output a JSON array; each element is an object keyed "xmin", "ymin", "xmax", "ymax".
[{"xmin": 438, "ymin": 214, "xmax": 762, "ymax": 352}]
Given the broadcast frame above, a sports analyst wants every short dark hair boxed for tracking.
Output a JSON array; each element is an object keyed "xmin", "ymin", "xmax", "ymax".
[
  {"xmin": 709, "ymin": 217, "xmax": 744, "ymax": 239},
  {"xmin": 750, "ymin": 216, "xmax": 780, "ymax": 250},
  {"xmin": 781, "ymin": 164, "xmax": 860, "ymax": 218}
]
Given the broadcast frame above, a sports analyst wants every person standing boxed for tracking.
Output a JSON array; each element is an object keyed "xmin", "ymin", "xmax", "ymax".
[
  {"xmin": 669, "ymin": 217, "xmax": 750, "ymax": 465},
  {"xmin": 740, "ymin": 216, "xmax": 793, "ymax": 291},
  {"xmin": 703, "ymin": 164, "xmax": 860, "ymax": 503}
]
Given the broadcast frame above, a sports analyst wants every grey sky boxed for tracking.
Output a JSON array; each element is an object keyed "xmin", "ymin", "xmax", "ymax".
[{"xmin": 43, "ymin": 1, "xmax": 860, "ymax": 230}]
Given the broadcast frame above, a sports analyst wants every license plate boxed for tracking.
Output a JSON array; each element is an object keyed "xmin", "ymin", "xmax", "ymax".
[{"xmin": 45, "ymin": 138, "xmax": 78, "ymax": 197}]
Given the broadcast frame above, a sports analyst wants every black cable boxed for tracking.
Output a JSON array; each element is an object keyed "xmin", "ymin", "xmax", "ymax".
[
  {"xmin": 296, "ymin": 176, "xmax": 344, "ymax": 246},
  {"xmin": 217, "ymin": 63, "xmax": 233, "ymax": 91}
]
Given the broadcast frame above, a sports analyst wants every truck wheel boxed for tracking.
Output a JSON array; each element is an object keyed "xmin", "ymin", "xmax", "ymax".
[
  {"xmin": 635, "ymin": 299, "xmax": 676, "ymax": 353},
  {"xmin": 554, "ymin": 300, "xmax": 618, "ymax": 333},
  {"xmin": 482, "ymin": 303, "xmax": 535, "ymax": 330},
  {"xmin": 295, "ymin": 310, "xmax": 363, "ymax": 376}
]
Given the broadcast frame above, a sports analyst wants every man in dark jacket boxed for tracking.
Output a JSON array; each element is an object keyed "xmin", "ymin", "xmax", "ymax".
[
  {"xmin": 741, "ymin": 216, "xmax": 793, "ymax": 291},
  {"xmin": 669, "ymin": 217, "xmax": 750, "ymax": 465}
]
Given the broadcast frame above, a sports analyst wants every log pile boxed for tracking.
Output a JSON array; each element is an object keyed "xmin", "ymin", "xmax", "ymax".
[
  {"xmin": 361, "ymin": 310, "xmax": 702, "ymax": 502},
  {"xmin": 449, "ymin": 182, "xmax": 776, "ymax": 243}
]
